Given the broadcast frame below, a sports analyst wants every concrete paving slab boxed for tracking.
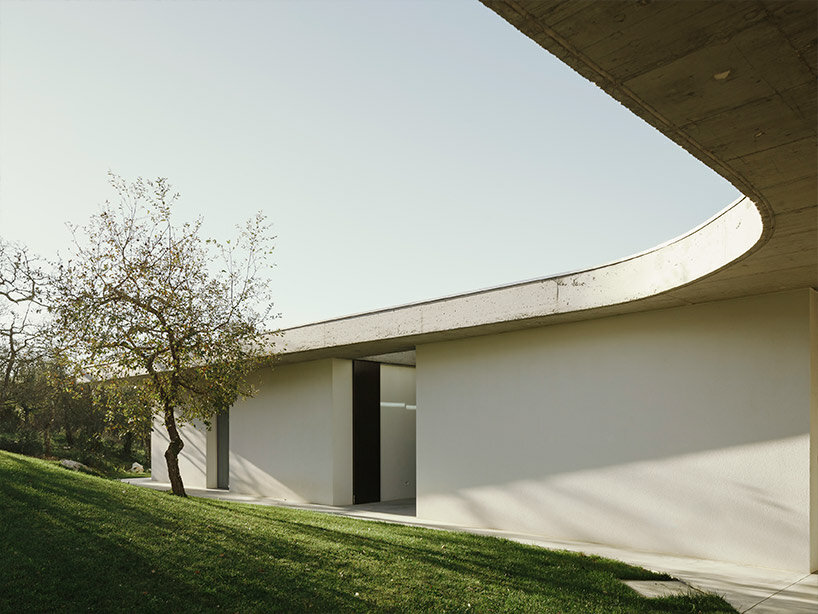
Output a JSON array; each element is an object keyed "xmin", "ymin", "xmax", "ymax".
[
  {"xmin": 123, "ymin": 479, "xmax": 816, "ymax": 614},
  {"xmin": 623, "ymin": 580, "xmax": 699, "ymax": 598},
  {"xmin": 744, "ymin": 573, "xmax": 818, "ymax": 614}
]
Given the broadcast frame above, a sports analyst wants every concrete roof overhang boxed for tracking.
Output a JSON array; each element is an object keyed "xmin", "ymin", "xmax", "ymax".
[{"xmin": 271, "ymin": 0, "xmax": 817, "ymax": 364}]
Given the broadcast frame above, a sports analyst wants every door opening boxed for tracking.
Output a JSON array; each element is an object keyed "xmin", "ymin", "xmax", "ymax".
[
  {"xmin": 216, "ymin": 409, "xmax": 229, "ymax": 489},
  {"xmin": 352, "ymin": 360, "xmax": 380, "ymax": 504}
]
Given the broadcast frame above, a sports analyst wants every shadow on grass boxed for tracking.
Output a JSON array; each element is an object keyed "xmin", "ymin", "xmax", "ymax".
[
  {"xmin": 195, "ymin": 498, "xmax": 727, "ymax": 612},
  {"xmin": 1, "ymin": 455, "xmax": 356, "ymax": 613},
  {"xmin": 0, "ymin": 452, "xmax": 735, "ymax": 614}
]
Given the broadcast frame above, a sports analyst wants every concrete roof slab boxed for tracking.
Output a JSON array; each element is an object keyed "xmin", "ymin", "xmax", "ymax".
[{"xmin": 270, "ymin": 1, "xmax": 816, "ymax": 361}]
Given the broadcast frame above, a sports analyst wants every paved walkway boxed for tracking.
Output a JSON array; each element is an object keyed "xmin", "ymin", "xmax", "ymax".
[{"xmin": 125, "ymin": 478, "xmax": 816, "ymax": 613}]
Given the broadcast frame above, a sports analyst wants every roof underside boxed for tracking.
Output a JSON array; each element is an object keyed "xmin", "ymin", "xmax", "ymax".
[
  {"xmin": 480, "ymin": 0, "xmax": 817, "ymax": 299},
  {"xmin": 272, "ymin": 0, "xmax": 817, "ymax": 364}
]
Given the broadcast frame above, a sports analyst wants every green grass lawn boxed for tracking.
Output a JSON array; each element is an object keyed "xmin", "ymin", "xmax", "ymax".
[{"xmin": 0, "ymin": 451, "xmax": 736, "ymax": 614}]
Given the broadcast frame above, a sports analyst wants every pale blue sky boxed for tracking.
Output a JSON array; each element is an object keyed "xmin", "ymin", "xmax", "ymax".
[{"xmin": 0, "ymin": 0, "xmax": 740, "ymax": 328}]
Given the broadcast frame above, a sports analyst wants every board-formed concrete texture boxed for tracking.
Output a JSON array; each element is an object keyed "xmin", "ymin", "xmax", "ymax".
[
  {"xmin": 272, "ymin": 197, "xmax": 763, "ymax": 361},
  {"xmin": 152, "ymin": 1, "xmax": 817, "ymax": 573},
  {"xmin": 264, "ymin": 0, "xmax": 816, "ymax": 363}
]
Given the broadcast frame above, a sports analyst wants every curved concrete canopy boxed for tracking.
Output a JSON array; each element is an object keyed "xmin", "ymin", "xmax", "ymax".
[
  {"xmin": 273, "ymin": 197, "xmax": 762, "ymax": 362},
  {"xmin": 271, "ymin": 0, "xmax": 816, "ymax": 363}
]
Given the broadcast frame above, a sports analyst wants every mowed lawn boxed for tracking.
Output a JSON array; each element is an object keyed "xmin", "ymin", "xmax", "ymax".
[{"xmin": 0, "ymin": 451, "xmax": 736, "ymax": 613}]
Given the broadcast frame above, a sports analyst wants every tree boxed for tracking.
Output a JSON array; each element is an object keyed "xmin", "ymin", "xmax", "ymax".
[
  {"xmin": 0, "ymin": 238, "xmax": 47, "ymax": 409},
  {"xmin": 0, "ymin": 239, "xmax": 62, "ymax": 455},
  {"xmin": 5, "ymin": 352, "xmax": 93, "ymax": 457},
  {"xmin": 52, "ymin": 174, "xmax": 277, "ymax": 495}
]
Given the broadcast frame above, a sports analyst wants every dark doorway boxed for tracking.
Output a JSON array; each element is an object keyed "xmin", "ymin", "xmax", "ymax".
[
  {"xmin": 353, "ymin": 360, "xmax": 380, "ymax": 504},
  {"xmin": 216, "ymin": 409, "xmax": 229, "ymax": 489}
]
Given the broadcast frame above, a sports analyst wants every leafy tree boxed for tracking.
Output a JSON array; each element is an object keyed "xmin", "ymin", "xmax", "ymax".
[
  {"xmin": 52, "ymin": 174, "xmax": 277, "ymax": 495},
  {"xmin": 0, "ymin": 238, "xmax": 144, "ymax": 466},
  {"xmin": 90, "ymin": 380, "xmax": 153, "ymax": 459},
  {"xmin": 5, "ymin": 353, "xmax": 91, "ymax": 456}
]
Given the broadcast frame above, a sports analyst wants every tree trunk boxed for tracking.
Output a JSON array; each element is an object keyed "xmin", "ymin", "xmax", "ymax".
[
  {"xmin": 20, "ymin": 404, "xmax": 30, "ymax": 455},
  {"xmin": 43, "ymin": 424, "xmax": 51, "ymax": 456},
  {"xmin": 0, "ymin": 341, "xmax": 16, "ymax": 408},
  {"xmin": 163, "ymin": 405, "xmax": 186, "ymax": 496},
  {"xmin": 43, "ymin": 405, "xmax": 54, "ymax": 456},
  {"xmin": 122, "ymin": 430, "xmax": 134, "ymax": 457}
]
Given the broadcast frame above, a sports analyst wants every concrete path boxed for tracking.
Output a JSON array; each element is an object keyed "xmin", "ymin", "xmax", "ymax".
[{"xmin": 124, "ymin": 478, "xmax": 816, "ymax": 613}]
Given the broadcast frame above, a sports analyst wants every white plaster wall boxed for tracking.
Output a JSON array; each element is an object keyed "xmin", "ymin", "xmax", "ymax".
[
  {"xmin": 151, "ymin": 415, "xmax": 209, "ymax": 489},
  {"xmin": 150, "ymin": 416, "xmax": 165, "ymax": 482},
  {"xmin": 380, "ymin": 365, "xmax": 416, "ymax": 501},
  {"xmin": 205, "ymin": 421, "xmax": 218, "ymax": 489},
  {"xmin": 332, "ymin": 360, "xmax": 353, "ymax": 506},
  {"xmin": 229, "ymin": 359, "xmax": 352, "ymax": 505},
  {"xmin": 416, "ymin": 289, "xmax": 812, "ymax": 572},
  {"xmin": 810, "ymin": 288, "xmax": 817, "ymax": 571}
]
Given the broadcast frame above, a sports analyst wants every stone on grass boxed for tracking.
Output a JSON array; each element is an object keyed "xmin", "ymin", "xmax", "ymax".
[
  {"xmin": 130, "ymin": 462, "xmax": 144, "ymax": 473},
  {"xmin": 59, "ymin": 459, "xmax": 92, "ymax": 473}
]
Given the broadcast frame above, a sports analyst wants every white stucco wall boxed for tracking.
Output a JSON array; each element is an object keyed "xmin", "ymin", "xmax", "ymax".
[
  {"xmin": 205, "ymin": 421, "xmax": 218, "ymax": 489},
  {"xmin": 332, "ymin": 359, "xmax": 353, "ymax": 505},
  {"xmin": 151, "ymin": 415, "xmax": 209, "ymax": 489},
  {"xmin": 416, "ymin": 289, "xmax": 813, "ymax": 572},
  {"xmin": 380, "ymin": 364, "xmax": 416, "ymax": 501},
  {"xmin": 810, "ymin": 288, "xmax": 817, "ymax": 571},
  {"xmin": 228, "ymin": 358, "xmax": 353, "ymax": 505}
]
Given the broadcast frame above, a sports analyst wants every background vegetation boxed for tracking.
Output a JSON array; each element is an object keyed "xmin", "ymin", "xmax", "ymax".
[
  {"xmin": 0, "ymin": 354, "xmax": 150, "ymax": 477},
  {"xmin": 2, "ymin": 174, "xmax": 274, "ymax": 487},
  {"xmin": 1, "ymin": 237, "xmax": 150, "ymax": 476}
]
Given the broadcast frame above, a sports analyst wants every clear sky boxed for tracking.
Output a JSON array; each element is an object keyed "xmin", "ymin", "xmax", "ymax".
[{"xmin": 0, "ymin": 0, "xmax": 741, "ymax": 328}]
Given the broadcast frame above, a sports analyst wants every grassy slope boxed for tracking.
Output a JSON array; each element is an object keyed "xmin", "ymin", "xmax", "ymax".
[
  {"xmin": 0, "ymin": 451, "xmax": 735, "ymax": 614},
  {"xmin": 0, "ymin": 429, "xmax": 151, "ymax": 479}
]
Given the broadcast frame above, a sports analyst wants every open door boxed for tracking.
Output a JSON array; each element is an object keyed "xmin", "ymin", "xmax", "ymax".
[
  {"xmin": 352, "ymin": 360, "xmax": 380, "ymax": 504},
  {"xmin": 216, "ymin": 409, "xmax": 229, "ymax": 489}
]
